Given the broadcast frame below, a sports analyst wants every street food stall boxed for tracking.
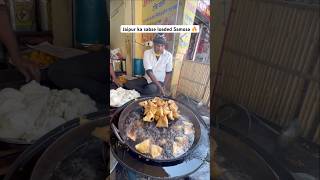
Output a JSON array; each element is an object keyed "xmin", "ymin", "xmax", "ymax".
[{"xmin": 108, "ymin": 0, "xmax": 211, "ymax": 179}]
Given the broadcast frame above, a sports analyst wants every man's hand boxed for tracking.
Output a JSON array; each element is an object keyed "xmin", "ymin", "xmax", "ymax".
[
  {"xmin": 1, "ymin": 6, "xmax": 41, "ymax": 82},
  {"xmin": 112, "ymin": 78, "xmax": 121, "ymax": 87},
  {"xmin": 145, "ymin": 69, "xmax": 166, "ymax": 96},
  {"xmin": 164, "ymin": 86, "xmax": 171, "ymax": 96},
  {"xmin": 159, "ymin": 86, "xmax": 166, "ymax": 96},
  {"xmin": 10, "ymin": 57, "xmax": 41, "ymax": 82}
]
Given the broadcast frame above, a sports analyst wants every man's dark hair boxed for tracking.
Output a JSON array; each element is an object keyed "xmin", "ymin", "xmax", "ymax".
[{"xmin": 153, "ymin": 33, "xmax": 166, "ymax": 45}]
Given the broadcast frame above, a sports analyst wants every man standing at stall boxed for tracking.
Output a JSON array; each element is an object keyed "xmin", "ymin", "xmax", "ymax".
[{"xmin": 124, "ymin": 33, "xmax": 173, "ymax": 96}]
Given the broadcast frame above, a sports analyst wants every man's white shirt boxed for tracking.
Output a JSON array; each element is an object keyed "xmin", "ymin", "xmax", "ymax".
[{"xmin": 143, "ymin": 48, "xmax": 173, "ymax": 84}]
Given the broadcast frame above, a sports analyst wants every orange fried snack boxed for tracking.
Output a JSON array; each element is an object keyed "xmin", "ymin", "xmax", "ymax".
[
  {"xmin": 135, "ymin": 139, "xmax": 151, "ymax": 154},
  {"xmin": 156, "ymin": 115, "xmax": 169, "ymax": 128},
  {"xmin": 143, "ymin": 111, "xmax": 155, "ymax": 122},
  {"xmin": 150, "ymin": 144, "xmax": 163, "ymax": 158},
  {"xmin": 139, "ymin": 97, "xmax": 181, "ymax": 128}
]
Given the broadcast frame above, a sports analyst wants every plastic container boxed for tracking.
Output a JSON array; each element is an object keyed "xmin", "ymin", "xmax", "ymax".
[
  {"xmin": 74, "ymin": 0, "xmax": 107, "ymax": 45},
  {"xmin": 38, "ymin": 0, "xmax": 51, "ymax": 31},
  {"xmin": 122, "ymin": 60, "xmax": 126, "ymax": 73},
  {"xmin": 133, "ymin": 58, "xmax": 145, "ymax": 76},
  {"xmin": 112, "ymin": 60, "xmax": 122, "ymax": 72}
]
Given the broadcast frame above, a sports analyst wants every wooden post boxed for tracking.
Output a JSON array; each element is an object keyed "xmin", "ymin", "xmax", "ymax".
[
  {"xmin": 51, "ymin": 0, "xmax": 73, "ymax": 47},
  {"xmin": 171, "ymin": 0, "xmax": 199, "ymax": 97}
]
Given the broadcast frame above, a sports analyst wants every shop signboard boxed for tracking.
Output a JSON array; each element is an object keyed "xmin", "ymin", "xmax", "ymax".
[
  {"xmin": 142, "ymin": 0, "xmax": 179, "ymax": 53},
  {"xmin": 176, "ymin": 0, "xmax": 198, "ymax": 55}
]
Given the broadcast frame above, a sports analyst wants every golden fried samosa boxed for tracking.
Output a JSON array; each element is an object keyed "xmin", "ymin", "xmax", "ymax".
[
  {"xmin": 168, "ymin": 111, "xmax": 174, "ymax": 120},
  {"xmin": 139, "ymin": 101, "xmax": 148, "ymax": 107},
  {"xmin": 156, "ymin": 115, "xmax": 168, "ymax": 128},
  {"xmin": 143, "ymin": 111, "xmax": 154, "ymax": 122},
  {"xmin": 151, "ymin": 144, "xmax": 163, "ymax": 158},
  {"xmin": 169, "ymin": 103, "xmax": 178, "ymax": 112},
  {"xmin": 135, "ymin": 139, "xmax": 151, "ymax": 154},
  {"xmin": 172, "ymin": 111, "xmax": 180, "ymax": 119}
]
